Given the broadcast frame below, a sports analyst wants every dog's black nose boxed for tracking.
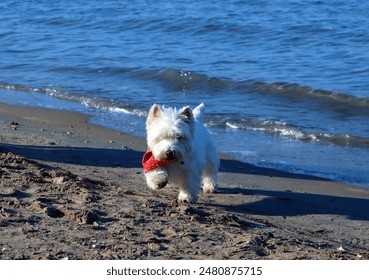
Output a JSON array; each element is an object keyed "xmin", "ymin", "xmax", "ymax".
[{"xmin": 165, "ymin": 150, "xmax": 175, "ymax": 161}]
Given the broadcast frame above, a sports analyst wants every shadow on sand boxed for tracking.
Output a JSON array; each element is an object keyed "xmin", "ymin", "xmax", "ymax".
[
  {"xmin": 2, "ymin": 143, "xmax": 331, "ymax": 180},
  {"xmin": 2, "ymin": 143, "xmax": 368, "ymax": 221},
  {"xmin": 1, "ymin": 144, "xmax": 143, "ymax": 168},
  {"xmin": 213, "ymin": 187, "xmax": 369, "ymax": 221}
]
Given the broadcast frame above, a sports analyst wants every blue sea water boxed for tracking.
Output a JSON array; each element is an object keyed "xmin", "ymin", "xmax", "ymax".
[{"xmin": 1, "ymin": 0, "xmax": 369, "ymax": 188}]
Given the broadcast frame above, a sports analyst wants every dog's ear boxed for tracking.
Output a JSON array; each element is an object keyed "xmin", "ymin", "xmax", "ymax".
[
  {"xmin": 147, "ymin": 104, "xmax": 162, "ymax": 128},
  {"xmin": 150, "ymin": 104, "xmax": 162, "ymax": 118},
  {"xmin": 180, "ymin": 106, "xmax": 193, "ymax": 123}
]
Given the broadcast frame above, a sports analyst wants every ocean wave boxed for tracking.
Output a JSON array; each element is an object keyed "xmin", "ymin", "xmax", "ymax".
[
  {"xmin": 6, "ymin": 66, "xmax": 368, "ymax": 113},
  {"xmin": 0, "ymin": 81, "xmax": 147, "ymax": 118},
  {"xmin": 103, "ymin": 67, "xmax": 369, "ymax": 112},
  {"xmin": 2, "ymin": 76, "xmax": 369, "ymax": 149},
  {"xmin": 212, "ymin": 117, "xmax": 369, "ymax": 149},
  {"xmin": 248, "ymin": 81, "xmax": 369, "ymax": 112},
  {"xmin": 125, "ymin": 68, "xmax": 233, "ymax": 93}
]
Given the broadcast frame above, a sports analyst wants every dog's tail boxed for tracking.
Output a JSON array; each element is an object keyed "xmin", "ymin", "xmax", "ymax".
[{"xmin": 193, "ymin": 103, "xmax": 205, "ymax": 122}]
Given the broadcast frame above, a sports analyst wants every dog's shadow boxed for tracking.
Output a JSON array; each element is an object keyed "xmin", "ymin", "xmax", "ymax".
[
  {"xmin": 215, "ymin": 159, "xmax": 369, "ymax": 221},
  {"xmin": 213, "ymin": 186, "xmax": 369, "ymax": 222}
]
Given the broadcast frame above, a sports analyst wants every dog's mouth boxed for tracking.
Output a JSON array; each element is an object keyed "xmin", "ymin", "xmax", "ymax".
[{"xmin": 142, "ymin": 149, "xmax": 177, "ymax": 173}]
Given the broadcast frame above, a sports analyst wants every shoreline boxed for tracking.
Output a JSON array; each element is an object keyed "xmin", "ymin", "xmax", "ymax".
[{"xmin": 1, "ymin": 102, "xmax": 369, "ymax": 260}]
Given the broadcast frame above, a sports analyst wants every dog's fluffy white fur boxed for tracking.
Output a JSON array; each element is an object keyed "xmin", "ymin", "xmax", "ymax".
[{"xmin": 144, "ymin": 103, "xmax": 219, "ymax": 203}]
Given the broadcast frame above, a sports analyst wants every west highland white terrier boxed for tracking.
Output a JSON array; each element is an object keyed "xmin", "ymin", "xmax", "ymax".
[{"xmin": 142, "ymin": 103, "xmax": 219, "ymax": 203}]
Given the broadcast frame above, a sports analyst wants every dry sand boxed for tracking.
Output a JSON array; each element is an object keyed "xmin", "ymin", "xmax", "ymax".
[{"xmin": 1, "ymin": 103, "xmax": 369, "ymax": 260}]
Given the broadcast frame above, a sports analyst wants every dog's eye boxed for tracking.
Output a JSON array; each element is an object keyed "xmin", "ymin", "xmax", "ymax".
[{"xmin": 176, "ymin": 135, "xmax": 183, "ymax": 140}]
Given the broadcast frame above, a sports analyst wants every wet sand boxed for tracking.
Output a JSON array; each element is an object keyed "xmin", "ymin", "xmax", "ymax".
[{"xmin": 1, "ymin": 103, "xmax": 368, "ymax": 260}]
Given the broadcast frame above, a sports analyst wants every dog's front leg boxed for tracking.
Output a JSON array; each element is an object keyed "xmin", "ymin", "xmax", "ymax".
[{"xmin": 177, "ymin": 168, "xmax": 202, "ymax": 204}]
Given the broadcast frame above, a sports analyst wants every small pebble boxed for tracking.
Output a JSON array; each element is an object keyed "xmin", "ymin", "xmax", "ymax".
[{"xmin": 337, "ymin": 246, "xmax": 346, "ymax": 252}]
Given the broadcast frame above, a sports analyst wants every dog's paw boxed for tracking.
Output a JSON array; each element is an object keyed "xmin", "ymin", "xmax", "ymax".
[
  {"xmin": 202, "ymin": 186, "xmax": 216, "ymax": 193},
  {"xmin": 145, "ymin": 168, "xmax": 168, "ymax": 190},
  {"xmin": 150, "ymin": 181, "xmax": 168, "ymax": 189},
  {"xmin": 202, "ymin": 177, "xmax": 216, "ymax": 193},
  {"xmin": 178, "ymin": 191, "xmax": 194, "ymax": 204}
]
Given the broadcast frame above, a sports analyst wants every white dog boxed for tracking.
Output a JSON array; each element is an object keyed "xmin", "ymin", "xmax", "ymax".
[{"xmin": 142, "ymin": 103, "xmax": 219, "ymax": 203}]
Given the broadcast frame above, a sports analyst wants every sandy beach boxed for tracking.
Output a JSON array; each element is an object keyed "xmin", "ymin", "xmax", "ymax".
[{"xmin": 1, "ymin": 102, "xmax": 368, "ymax": 260}]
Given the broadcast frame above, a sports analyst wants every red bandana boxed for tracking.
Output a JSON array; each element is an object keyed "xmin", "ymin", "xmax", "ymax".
[{"xmin": 142, "ymin": 149, "xmax": 175, "ymax": 173}]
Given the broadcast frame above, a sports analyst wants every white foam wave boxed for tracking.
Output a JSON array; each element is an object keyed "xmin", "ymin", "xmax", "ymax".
[
  {"xmin": 276, "ymin": 128, "xmax": 305, "ymax": 139},
  {"xmin": 226, "ymin": 122, "xmax": 239, "ymax": 129},
  {"xmin": 109, "ymin": 107, "xmax": 131, "ymax": 114}
]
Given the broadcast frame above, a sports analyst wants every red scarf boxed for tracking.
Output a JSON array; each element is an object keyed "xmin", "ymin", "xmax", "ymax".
[{"xmin": 142, "ymin": 149, "xmax": 175, "ymax": 173}]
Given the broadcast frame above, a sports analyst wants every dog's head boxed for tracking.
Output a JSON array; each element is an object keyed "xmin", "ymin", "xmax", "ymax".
[{"xmin": 146, "ymin": 104, "xmax": 194, "ymax": 162}]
